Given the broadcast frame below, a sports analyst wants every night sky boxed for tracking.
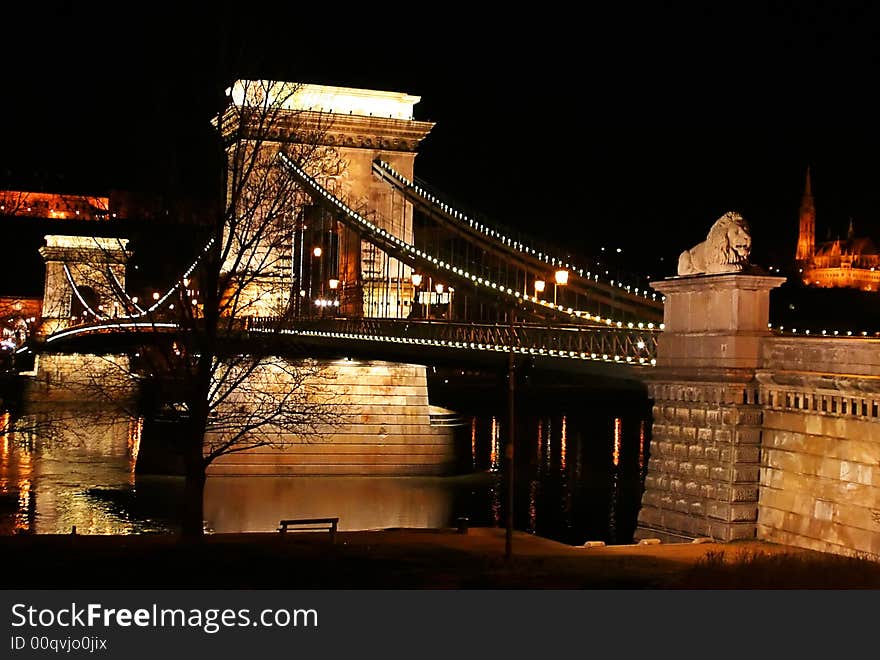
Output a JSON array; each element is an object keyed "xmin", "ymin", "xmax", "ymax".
[{"xmin": 3, "ymin": 2, "xmax": 880, "ymax": 284}]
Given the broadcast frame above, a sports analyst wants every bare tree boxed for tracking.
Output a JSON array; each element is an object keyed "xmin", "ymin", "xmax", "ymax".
[{"xmin": 47, "ymin": 80, "xmax": 345, "ymax": 537}]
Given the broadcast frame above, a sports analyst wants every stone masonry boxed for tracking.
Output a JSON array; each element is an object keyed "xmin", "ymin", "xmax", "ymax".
[
  {"xmin": 637, "ymin": 273, "xmax": 785, "ymax": 541},
  {"xmin": 642, "ymin": 379, "xmax": 764, "ymax": 540},
  {"xmin": 757, "ymin": 337, "xmax": 880, "ymax": 558}
]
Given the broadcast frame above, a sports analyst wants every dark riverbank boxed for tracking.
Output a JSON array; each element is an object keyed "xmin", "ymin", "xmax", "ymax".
[{"xmin": 3, "ymin": 529, "xmax": 879, "ymax": 589}]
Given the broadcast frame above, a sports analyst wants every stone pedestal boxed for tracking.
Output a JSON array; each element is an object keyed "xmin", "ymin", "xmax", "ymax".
[{"xmin": 637, "ymin": 273, "xmax": 785, "ymax": 542}]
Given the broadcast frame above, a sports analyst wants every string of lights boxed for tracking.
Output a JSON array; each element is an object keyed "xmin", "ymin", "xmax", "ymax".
[
  {"xmin": 44, "ymin": 319, "xmax": 656, "ymax": 365},
  {"xmin": 59, "ymin": 236, "xmax": 216, "ymax": 323},
  {"xmin": 768, "ymin": 323, "xmax": 880, "ymax": 337},
  {"xmin": 280, "ymin": 152, "xmax": 661, "ymax": 328},
  {"xmin": 372, "ymin": 159, "xmax": 661, "ymax": 306}
]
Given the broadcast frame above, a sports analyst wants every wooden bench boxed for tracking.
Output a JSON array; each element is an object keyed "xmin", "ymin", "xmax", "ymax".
[{"xmin": 277, "ymin": 517, "xmax": 339, "ymax": 543}]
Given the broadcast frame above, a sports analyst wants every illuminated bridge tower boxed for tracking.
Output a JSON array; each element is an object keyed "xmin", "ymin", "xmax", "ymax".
[
  {"xmin": 38, "ymin": 235, "xmax": 129, "ymax": 334},
  {"xmin": 223, "ymin": 80, "xmax": 434, "ymax": 318}
]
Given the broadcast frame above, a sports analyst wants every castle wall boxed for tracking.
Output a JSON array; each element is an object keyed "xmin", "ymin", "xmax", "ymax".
[{"xmin": 802, "ymin": 265, "xmax": 880, "ymax": 291}]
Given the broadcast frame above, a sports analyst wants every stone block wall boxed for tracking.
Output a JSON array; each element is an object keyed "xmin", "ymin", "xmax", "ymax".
[
  {"xmin": 638, "ymin": 274, "xmax": 783, "ymax": 542},
  {"xmin": 639, "ymin": 275, "xmax": 880, "ymax": 558},
  {"xmin": 757, "ymin": 337, "xmax": 880, "ymax": 558},
  {"xmin": 208, "ymin": 360, "xmax": 456, "ymax": 476},
  {"xmin": 25, "ymin": 353, "xmax": 135, "ymax": 403},
  {"xmin": 639, "ymin": 380, "xmax": 763, "ymax": 541}
]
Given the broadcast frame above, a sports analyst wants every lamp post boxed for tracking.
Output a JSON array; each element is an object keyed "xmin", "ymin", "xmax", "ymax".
[
  {"xmin": 506, "ymin": 310, "xmax": 516, "ymax": 561},
  {"xmin": 554, "ymin": 269, "xmax": 568, "ymax": 306},
  {"xmin": 534, "ymin": 279, "xmax": 546, "ymax": 300},
  {"xmin": 435, "ymin": 283, "xmax": 444, "ymax": 318},
  {"xmin": 411, "ymin": 273, "xmax": 422, "ymax": 318},
  {"xmin": 313, "ymin": 246, "xmax": 323, "ymax": 296},
  {"xmin": 329, "ymin": 278, "xmax": 339, "ymax": 315},
  {"xmin": 311, "ymin": 246, "xmax": 323, "ymax": 316}
]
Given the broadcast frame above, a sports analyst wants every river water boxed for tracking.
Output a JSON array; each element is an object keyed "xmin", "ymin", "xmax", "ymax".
[{"xmin": 0, "ymin": 387, "xmax": 651, "ymax": 545}]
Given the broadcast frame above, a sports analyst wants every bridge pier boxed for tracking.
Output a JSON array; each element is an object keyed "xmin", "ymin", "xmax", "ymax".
[
  {"xmin": 131, "ymin": 359, "xmax": 458, "ymax": 477},
  {"xmin": 637, "ymin": 273, "xmax": 784, "ymax": 542}
]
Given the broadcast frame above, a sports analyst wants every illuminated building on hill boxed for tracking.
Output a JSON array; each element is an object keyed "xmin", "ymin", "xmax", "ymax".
[
  {"xmin": 795, "ymin": 169, "xmax": 880, "ymax": 291},
  {"xmin": 0, "ymin": 190, "xmax": 110, "ymax": 220}
]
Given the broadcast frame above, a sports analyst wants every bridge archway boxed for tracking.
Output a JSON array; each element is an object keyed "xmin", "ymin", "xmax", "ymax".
[
  {"xmin": 38, "ymin": 235, "xmax": 129, "ymax": 334},
  {"xmin": 69, "ymin": 285, "xmax": 99, "ymax": 322}
]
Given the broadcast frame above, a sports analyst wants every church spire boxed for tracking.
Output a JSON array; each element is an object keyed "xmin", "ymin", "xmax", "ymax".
[{"xmin": 796, "ymin": 166, "xmax": 816, "ymax": 262}]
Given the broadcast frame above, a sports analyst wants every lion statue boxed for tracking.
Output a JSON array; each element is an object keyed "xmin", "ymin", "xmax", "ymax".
[{"xmin": 677, "ymin": 211, "xmax": 752, "ymax": 276}]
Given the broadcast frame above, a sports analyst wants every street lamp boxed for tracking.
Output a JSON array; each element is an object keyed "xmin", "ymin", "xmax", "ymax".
[
  {"xmin": 411, "ymin": 273, "xmax": 423, "ymax": 318},
  {"xmin": 312, "ymin": 247, "xmax": 324, "ymax": 313},
  {"xmin": 328, "ymin": 279, "xmax": 339, "ymax": 313},
  {"xmin": 435, "ymin": 283, "xmax": 445, "ymax": 319},
  {"xmin": 534, "ymin": 279, "xmax": 546, "ymax": 298},
  {"xmin": 554, "ymin": 269, "xmax": 568, "ymax": 306}
]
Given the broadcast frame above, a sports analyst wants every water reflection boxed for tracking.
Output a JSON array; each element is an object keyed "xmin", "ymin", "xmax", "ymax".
[
  {"xmin": 612, "ymin": 417, "xmax": 622, "ymax": 467},
  {"xmin": 560, "ymin": 416, "xmax": 567, "ymax": 470},
  {"xmin": 0, "ymin": 397, "xmax": 651, "ymax": 545},
  {"xmin": 0, "ymin": 406, "xmax": 141, "ymax": 534},
  {"xmin": 0, "ymin": 413, "xmax": 34, "ymax": 534},
  {"xmin": 464, "ymin": 407, "xmax": 650, "ymax": 545}
]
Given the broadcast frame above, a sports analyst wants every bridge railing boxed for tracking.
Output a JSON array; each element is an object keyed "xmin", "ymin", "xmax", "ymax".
[
  {"xmin": 35, "ymin": 316, "xmax": 658, "ymax": 367},
  {"xmin": 247, "ymin": 317, "xmax": 658, "ymax": 366}
]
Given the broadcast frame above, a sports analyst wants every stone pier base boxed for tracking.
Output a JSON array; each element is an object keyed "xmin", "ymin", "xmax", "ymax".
[
  {"xmin": 24, "ymin": 353, "xmax": 135, "ymax": 402},
  {"xmin": 637, "ymin": 272, "xmax": 784, "ymax": 542},
  {"xmin": 206, "ymin": 360, "xmax": 457, "ymax": 476},
  {"xmin": 638, "ymin": 377, "xmax": 763, "ymax": 541}
]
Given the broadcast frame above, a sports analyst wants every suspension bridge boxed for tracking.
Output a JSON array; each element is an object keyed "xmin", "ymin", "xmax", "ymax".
[
  {"xmin": 25, "ymin": 150, "xmax": 665, "ymax": 376},
  {"xmin": 12, "ymin": 81, "xmax": 880, "ymax": 559}
]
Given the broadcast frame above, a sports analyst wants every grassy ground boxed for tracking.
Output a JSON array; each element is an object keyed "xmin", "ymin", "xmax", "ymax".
[{"xmin": 3, "ymin": 528, "xmax": 879, "ymax": 589}]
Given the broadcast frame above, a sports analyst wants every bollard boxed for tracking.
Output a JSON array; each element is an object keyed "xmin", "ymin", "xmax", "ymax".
[
  {"xmin": 456, "ymin": 517, "xmax": 469, "ymax": 534},
  {"xmin": 71, "ymin": 526, "xmax": 77, "ymax": 536}
]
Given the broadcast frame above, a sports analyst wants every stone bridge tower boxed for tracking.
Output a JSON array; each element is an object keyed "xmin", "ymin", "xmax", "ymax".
[
  {"xmin": 221, "ymin": 80, "xmax": 435, "ymax": 319},
  {"xmin": 38, "ymin": 235, "xmax": 129, "ymax": 334}
]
